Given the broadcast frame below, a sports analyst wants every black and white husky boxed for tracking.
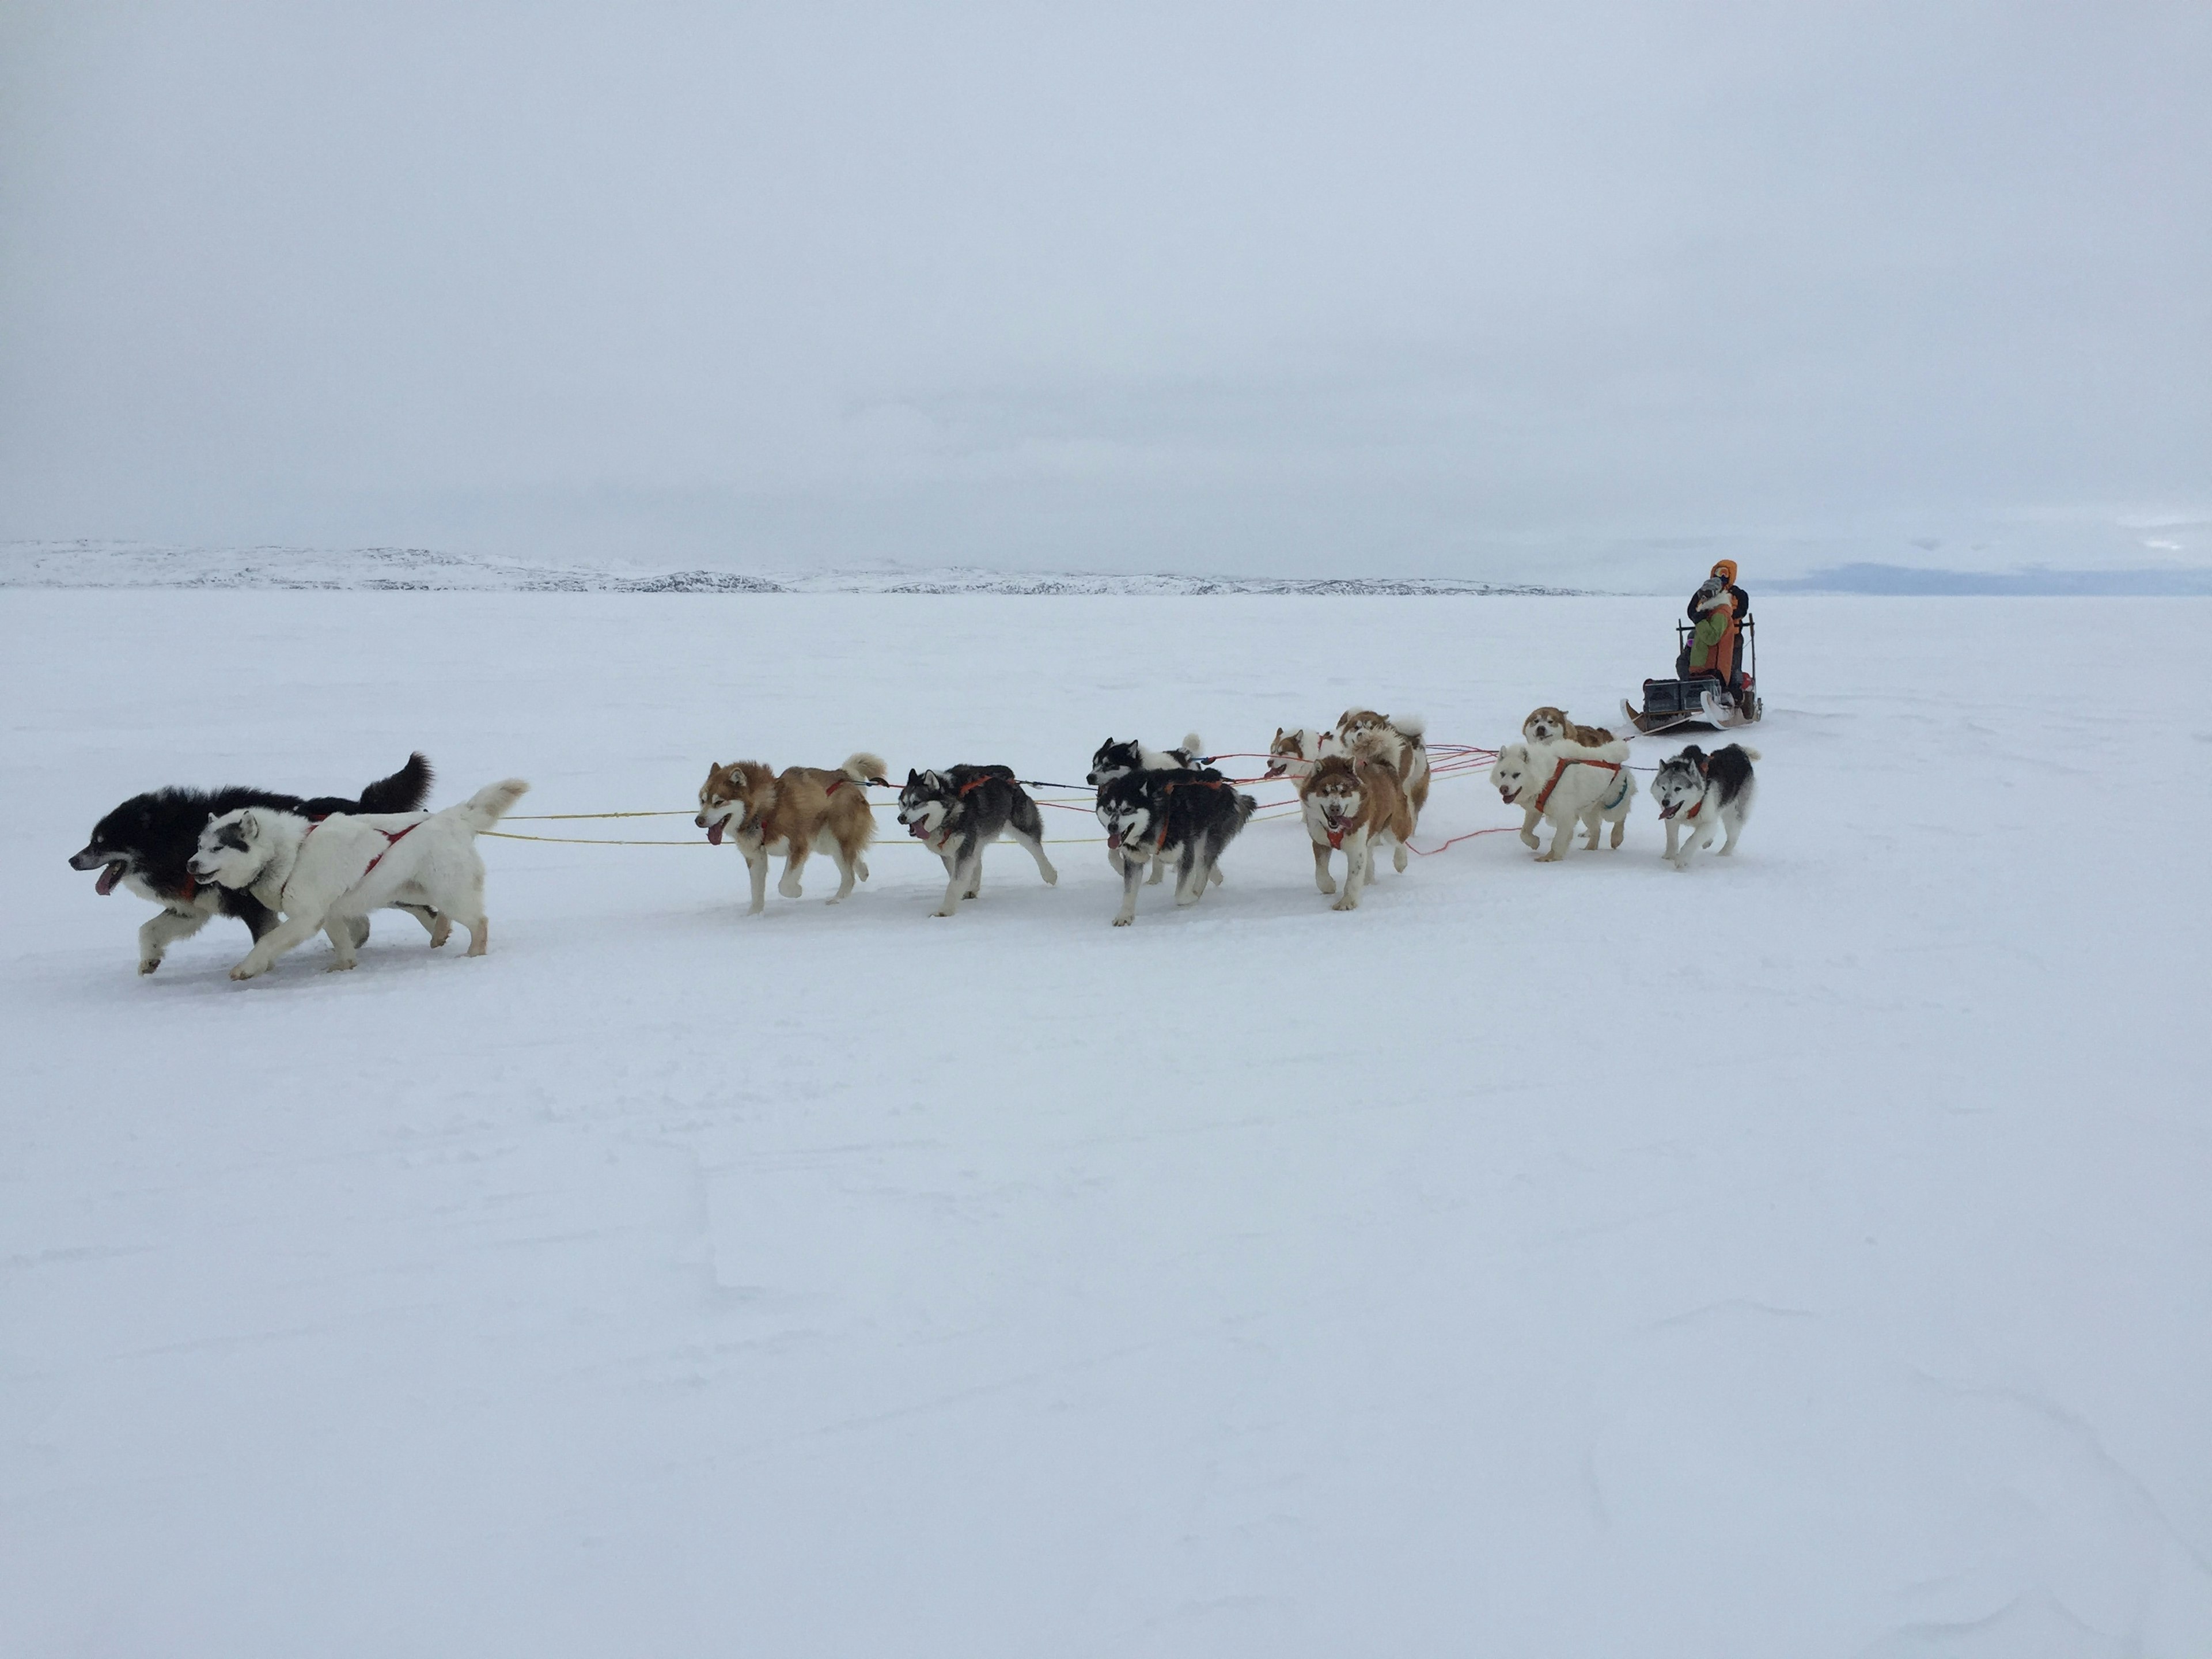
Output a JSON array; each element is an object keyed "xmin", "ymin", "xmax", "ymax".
[
  {"xmin": 67, "ymin": 753, "xmax": 436, "ymax": 974},
  {"xmin": 1088, "ymin": 732, "xmax": 1207, "ymax": 885},
  {"xmin": 1651, "ymin": 744, "xmax": 1760, "ymax": 868},
  {"xmin": 1085, "ymin": 732, "xmax": 1207, "ymax": 788},
  {"xmin": 895, "ymin": 766, "xmax": 1059, "ymax": 918},
  {"xmin": 1093, "ymin": 768, "xmax": 1255, "ymax": 926}
]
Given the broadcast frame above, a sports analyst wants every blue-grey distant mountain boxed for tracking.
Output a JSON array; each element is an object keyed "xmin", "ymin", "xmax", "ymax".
[{"xmin": 1774, "ymin": 563, "xmax": 2212, "ymax": 597}]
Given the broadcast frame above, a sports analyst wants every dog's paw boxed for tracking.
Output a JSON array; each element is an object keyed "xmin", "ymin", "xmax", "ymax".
[
  {"xmin": 1518, "ymin": 832, "xmax": 1540, "ymax": 849},
  {"xmin": 324, "ymin": 959, "xmax": 357, "ymax": 973},
  {"xmin": 229, "ymin": 963, "xmax": 263, "ymax": 981},
  {"xmin": 430, "ymin": 919, "xmax": 452, "ymax": 948},
  {"xmin": 1317, "ymin": 877, "xmax": 1338, "ymax": 894},
  {"xmin": 1112, "ymin": 914, "xmax": 1134, "ymax": 927},
  {"xmin": 932, "ymin": 907, "xmax": 957, "ymax": 918},
  {"xmin": 1332, "ymin": 896, "xmax": 1359, "ymax": 911},
  {"xmin": 138, "ymin": 957, "xmax": 161, "ymax": 975}
]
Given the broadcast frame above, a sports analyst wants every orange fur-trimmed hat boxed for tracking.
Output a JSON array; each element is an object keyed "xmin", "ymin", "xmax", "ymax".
[{"xmin": 1710, "ymin": 559, "xmax": 1738, "ymax": 582}]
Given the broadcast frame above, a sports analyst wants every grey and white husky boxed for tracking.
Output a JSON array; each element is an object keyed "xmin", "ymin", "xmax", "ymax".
[
  {"xmin": 1651, "ymin": 744, "xmax": 1760, "ymax": 868},
  {"xmin": 896, "ymin": 766, "xmax": 1059, "ymax": 918},
  {"xmin": 1094, "ymin": 768, "xmax": 1255, "ymax": 927}
]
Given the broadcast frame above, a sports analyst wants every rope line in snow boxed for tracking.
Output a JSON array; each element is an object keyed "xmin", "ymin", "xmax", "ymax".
[{"xmin": 480, "ymin": 752, "xmax": 1507, "ymax": 853}]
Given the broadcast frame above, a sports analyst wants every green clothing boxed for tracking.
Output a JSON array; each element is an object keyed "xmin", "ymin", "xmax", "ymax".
[{"xmin": 1690, "ymin": 607, "xmax": 1730, "ymax": 671}]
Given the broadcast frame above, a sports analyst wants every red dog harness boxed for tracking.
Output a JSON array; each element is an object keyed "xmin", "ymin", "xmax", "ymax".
[
  {"xmin": 1531, "ymin": 756, "xmax": 1622, "ymax": 813},
  {"xmin": 301, "ymin": 816, "xmax": 421, "ymax": 881}
]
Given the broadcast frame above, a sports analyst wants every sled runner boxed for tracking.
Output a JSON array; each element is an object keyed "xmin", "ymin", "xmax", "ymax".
[{"xmin": 1623, "ymin": 615, "xmax": 1763, "ymax": 734}]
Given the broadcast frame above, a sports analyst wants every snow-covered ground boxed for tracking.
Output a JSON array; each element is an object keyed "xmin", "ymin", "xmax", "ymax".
[{"xmin": 5, "ymin": 590, "xmax": 2208, "ymax": 1658}]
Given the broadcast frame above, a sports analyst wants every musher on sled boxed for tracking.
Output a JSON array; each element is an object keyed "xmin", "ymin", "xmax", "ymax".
[{"xmin": 1624, "ymin": 558, "xmax": 1763, "ymax": 733}]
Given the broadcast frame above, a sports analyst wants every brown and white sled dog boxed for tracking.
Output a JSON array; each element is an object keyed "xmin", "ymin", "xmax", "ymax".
[
  {"xmin": 1511, "ymin": 711, "xmax": 1627, "ymax": 846},
  {"xmin": 185, "ymin": 779, "xmax": 529, "ymax": 980},
  {"xmin": 1263, "ymin": 726, "xmax": 1343, "ymax": 781},
  {"xmin": 1298, "ymin": 756, "xmax": 1414, "ymax": 911},
  {"xmin": 695, "ymin": 753, "xmax": 887, "ymax": 914},
  {"xmin": 1335, "ymin": 710, "xmax": 1430, "ymax": 816},
  {"xmin": 1521, "ymin": 707, "xmax": 1619, "ymax": 749},
  {"xmin": 1488, "ymin": 741, "xmax": 1638, "ymax": 862}
]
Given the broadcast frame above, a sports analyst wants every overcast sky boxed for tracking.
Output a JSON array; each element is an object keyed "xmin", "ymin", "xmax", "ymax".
[{"xmin": 2, "ymin": 2, "xmax": 2206, "ymax": 584}]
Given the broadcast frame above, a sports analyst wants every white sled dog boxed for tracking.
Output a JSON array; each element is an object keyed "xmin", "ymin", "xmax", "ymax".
[
  {"xmin": 1510, "ymin": 713, "xmax": 1627, "ymax": 847},
  {"xmin": 1489, "ymin": 742, "xmax": 1637, "ymax": 862},
  {"xmin": 187, "ymin": 779, "xmax": 529, "ymax": 979},
  {"xmin": 1650, "ymin": 744, "xmax": 1759, "ymax": 869}
]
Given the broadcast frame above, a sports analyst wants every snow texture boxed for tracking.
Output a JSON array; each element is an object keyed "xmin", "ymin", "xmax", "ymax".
[{"xmin": 5, "ymin": 590, "xmax": 2209, "ymax": 1658}]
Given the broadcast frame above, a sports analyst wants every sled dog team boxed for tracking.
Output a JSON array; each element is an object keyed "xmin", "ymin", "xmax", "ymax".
[{"xmin": 68, "ymin": 707, "xmax": 1758, "ymax": 980}]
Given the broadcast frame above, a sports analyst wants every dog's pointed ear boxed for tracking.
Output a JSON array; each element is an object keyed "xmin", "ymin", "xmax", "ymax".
[
  {"xmin": 237, "ymin": 811, "xmax": 260, "ymax": 841},
  {"xmin": 906, "ymin": 768, "xmax": 919, "ymax": 783}
]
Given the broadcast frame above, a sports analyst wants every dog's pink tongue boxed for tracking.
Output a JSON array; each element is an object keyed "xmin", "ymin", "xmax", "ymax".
[
  {"xmin": 96, "ymin": 864, "xmax": 122, "ymax": 895},
  {"xmin": 706, "ymin": 821, "xmax": 724, "ymax": 846}
]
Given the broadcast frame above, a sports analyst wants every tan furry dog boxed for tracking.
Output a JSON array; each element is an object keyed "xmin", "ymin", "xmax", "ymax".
[
  {"xmin": 1297, "ymin": 755, "xmax": 1415, "ymax": 911},
  {"xmin": 1522, "ymin": 707, "xmax": 1617, "ymax": 749},
  {"xmin": 1335, "ymin": 710, "xmax": 1430, "ymax": 815},
  {"xmin": 1512, "ymin": 709, "xmax": 1626, "ymax": 846},
  {"xmin": 695, "ymin": 752, "xmax": 887, "ymax": 914}
]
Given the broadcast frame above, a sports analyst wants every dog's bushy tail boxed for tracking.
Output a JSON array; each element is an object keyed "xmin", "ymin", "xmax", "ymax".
[
  {"xmin": 454, "ymin": 778, "xmax": 531, "ymax": 832},
  {"xmin": 1736, "ymin": 748, "xmax": 1763, "ymax": 763},
  {"xmin": 360, "ymin": 752, "xmax": 435, "ymax": 813},
  {"xmin": 1393, "ymin": 713, "xmax": 1427, "ymax": 739},
  {"xmin": 841, "ymin": 752, "xmax": 889, "ymax": 786},
  {"xmin": 1181, "ymin": 732, "xmax": 1205, "ymax": 756}
]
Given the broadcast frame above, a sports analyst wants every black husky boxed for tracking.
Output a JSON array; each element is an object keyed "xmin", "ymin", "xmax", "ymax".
[
  {"xmin": 1093, "ymin": 768, "xmax": 1256, "ymax": 926},
  {"xmin": 896, "ymin": 765, "xmax": 1060, "ymax": 918},
  {"xmin": 69, "ymin": 752, "xmax": 437, "ymax": 973}
]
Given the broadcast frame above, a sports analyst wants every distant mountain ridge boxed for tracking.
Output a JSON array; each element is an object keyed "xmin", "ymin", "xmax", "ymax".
[
  {"xmin": 0, "ymin": 541, "xmax": 1578, "ymax": 596},
  {"xmin": 1771, "ymin": 562, "xmax": 2212, "ymax": 596}
]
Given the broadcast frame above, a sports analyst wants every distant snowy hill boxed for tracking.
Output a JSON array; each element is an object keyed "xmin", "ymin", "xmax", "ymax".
[{"xmin": 0, "ymin": 541, "xmax": 1576, "ymax": 596}]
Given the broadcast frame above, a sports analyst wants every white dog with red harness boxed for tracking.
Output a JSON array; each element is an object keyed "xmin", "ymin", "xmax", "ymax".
[
  {"xmin": 1488, "ymin": 741, "xmax": 1638, "ymax": 862},
  {"xmin": 187, "ymin": 778, "xmax": 529, "ymax": 979}
]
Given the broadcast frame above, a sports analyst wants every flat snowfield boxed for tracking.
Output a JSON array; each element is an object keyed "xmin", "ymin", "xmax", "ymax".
[{"xmin": 5, "ymin": 591, "xmax": 2209, "ymax": 1658}]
